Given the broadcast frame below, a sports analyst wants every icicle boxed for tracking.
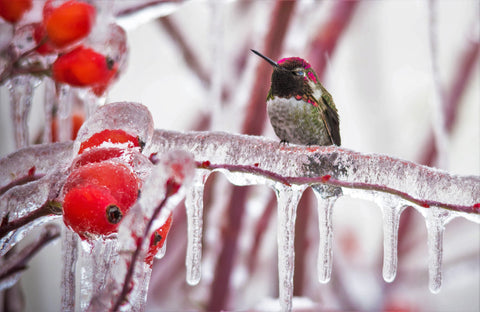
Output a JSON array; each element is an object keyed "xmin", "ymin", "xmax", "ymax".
[
  {"xmin": 311, "ymin": 185, "xmax": 340, "ymax": 284},
  {"xmin": 7, "ymin": 76, "xmax": 36, "ymax": 149},
  {"xmin": 79, "ymin": 239, "xmax": 120, "ymax": 310},
  {"xmin": 57, "ymin": 85, "xmax": 73, "ymax": 142},
  {"xmin": 185, "ymin": 170, "xmax": 210, "ymax": 285},
  {"xmin": 43, "ymin": 78, "xmax": 55, "ymax": 143},
  {"xmin": 275, "ymin": 184, "xmax": 306, "ymax": 312},
  {"xmin": 61, "ymin": 227, "xmax": 78, "ymax": 312},
  {"xmin": 425, "ymin": 206, "xmax": 454, "ymax": 294},
  {"xmin": 155, "ymin": 237, "xmax": 167, "ymax": 260},
  {"xmin": 380, "ymin": 201, "xmax": 406, "ymax": 283}
]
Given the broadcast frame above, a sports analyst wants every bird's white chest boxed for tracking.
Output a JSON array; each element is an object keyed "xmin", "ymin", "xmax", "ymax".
[{"xmin": 267, "ymin": 96, "xmax": 330, "ymax": 145}]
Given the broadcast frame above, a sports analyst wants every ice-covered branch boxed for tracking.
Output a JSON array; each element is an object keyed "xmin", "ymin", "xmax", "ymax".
[
  {"xmin": 0, "ymin": 201, "xmax": 62, "ymax": 240},
  {"xmin": 148, "ymin": 129, "xmax": 480, "ymax": 218},
  {"xmin": 0, "ymin": 224, "xmax": 60, "ymax": 291}
]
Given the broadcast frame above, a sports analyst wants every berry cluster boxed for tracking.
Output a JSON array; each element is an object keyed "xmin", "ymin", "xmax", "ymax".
[
  {"xmin": 1, "ymin": 0, "xmax": 124, "ymax": 95},
  {"xmin": 62, "ymin": 129, "xmax": 142, "ymax": 237},
  {"xmin": 61, "ymin": 128, "xmax": 174, "ymax": 263}
]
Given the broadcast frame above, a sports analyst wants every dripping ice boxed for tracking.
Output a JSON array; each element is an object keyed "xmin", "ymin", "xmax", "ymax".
[{"xmin": 154, "ymin": 129, "xmax": 479, "ymax": 311}]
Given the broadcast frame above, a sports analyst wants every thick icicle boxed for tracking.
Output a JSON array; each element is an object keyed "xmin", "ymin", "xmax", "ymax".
[
  {"xmin": 425, "ymin": 207, "xmax": 454, "ymax": 294},
  {"xmin": 185, "ymin": 170, "xmax": 210, "ymax": 285},
  {"xmin": 312, "ymin": 186, "xmax": 339, "ymax": 284},
  {"xmin": 61, "ymin": 227, "xmax": 78, "ymax": 312},
  {"xmin": 275, "ymin": 184, "xmax": 306, "ymax": 312},
  {"xmin": 380, "ymin": 199, "xmax": 406, "ymax": 283},
  {"xmin": 7, "ymin": 76, "xmax": 36, "ymax": 149},
  {"xmin": 80, "ymin": 239, "xmax": 120, "ymax": 311}
]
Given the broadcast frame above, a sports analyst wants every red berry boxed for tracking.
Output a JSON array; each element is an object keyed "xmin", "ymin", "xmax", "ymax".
[
  {"xmin": 51, "ymin": 111, "xmax": 84, "ymax": 142},
  {"xmin": 64, "ymin": 162, "xmax": 139, "ymax": 209},
  {"xmin": 145, "ymin": 214, "xmax": 173, "ymax": 265},
  {"xmin": 52, "ymin": 46, "xmax": 117, "ymax": 88},
  {"xmin": 72, "ymin": 147, "xmax": 126, "ymax": 168},
  {"xmin": 63, "ymin": 184, "xmax": 123, "ymax": 236},
  {"xmin": 33, "ymin": 23, "xmax": 56, "ymax": 55},
  {"xmin": 0, "ymin": 0, "xmax": 32, "ymax": 23},
  {"xmin": 78, "ymin": 129, "xmax": 142, "ymax": 154},
  {"xmin": 44, "ymin": 0, "xmax": 95, "ymax": 48}
]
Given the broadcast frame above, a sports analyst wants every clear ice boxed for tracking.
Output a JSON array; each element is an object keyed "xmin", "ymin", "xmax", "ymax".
[{"xmin": 185, "ymin": 170, "xmax": 210, "ymax": 285}]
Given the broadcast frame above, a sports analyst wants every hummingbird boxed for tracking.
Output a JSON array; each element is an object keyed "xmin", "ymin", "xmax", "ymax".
[{"xmin": 251, "ymin": 49, "xmax": 341, "ymax": 146}]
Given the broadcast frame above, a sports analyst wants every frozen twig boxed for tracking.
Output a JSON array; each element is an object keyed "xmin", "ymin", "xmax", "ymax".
[
  {"xmin": 114, "ymin": 0, "xmax": 183, "ymax": 19},
  {"xmin": 0, "ymin": 224, "xmax": 60, "ymax": 285},
  {"xmin": 151, "ymin": 129, "xmax": 479, "ymax": 217},
  {"xmin": 196, "ymin": 161, "xmax": 478, "ymax": 215},
  {"xmin": 427, "ymin": 0, "xmax": 448, "ymax": 168},
  {"xmin": 111, "ymin": 184, "xmax": 173, "ymax": 312},
  {"xmin": 0, "ymin": 201, "xmax": 62, "ymax": 240},
  {"xmin": 420, "ymin": 36, "xmax": 480, "ymax": 166}
]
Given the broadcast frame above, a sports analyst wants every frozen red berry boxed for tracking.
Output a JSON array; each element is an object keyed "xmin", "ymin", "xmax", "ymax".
[
  {"xmin": 72, "ymin": 147, "xmax": 126, "ymax": 168},
  {"xmin": 33, "ymin": 23, "xmax": 56, "ymax": 55},
  {"xmin": 78, "ymin": 129, "xmax": 142, "ymax": 154},
  {"xmin": 52, "ymin": 46, "xmax": 117, "ymax": 88},
  {"xmin": 43, "ymin": 0, "xmax": 95, "ymax": 48},
  {"xmin": 63, "ymin": 162, "xmax": 139, "ymax": 209},
  {"xmin": 145, "ymin": 214, "xmax": 173, "ymax": 265},
  {"xmin": 0, "ymin": 0, "xmax": 32, "ymax": 23},
  {"xmin": 51, "ymin": 111, "xmax": 84, "ymax": 142},
  {"xmin": 63, "ymin": 184, "xmax": 123, "ymax": 236}
]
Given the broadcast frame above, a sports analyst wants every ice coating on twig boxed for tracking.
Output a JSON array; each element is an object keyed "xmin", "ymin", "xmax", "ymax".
[
  {"xmin": 0, "ymin": 142, "xmax": 73, "ymax": 188},
  {"xmin": 185, "ymin": 170, "xmax": 210, "ymax": 285},
  {"xmin": 425, "ymin": 207, "xmax": 455, "ymax": 294},
  {"xmin": 0, "ymin": 175, "xmax": 63, "ymax": 256},
  {"xmin": 0, "ymin": 223, "xmax": 60, "ymax": 291},
  {"xmin": 275, "ymin": 184, "xmax": 307, "ymax": 312},
  {"xmin": 74, "ymin": 102, "xmax": 154, "ymax": 155},
  {"xmin": 150, "ymin": 130, "xmax": 479, "ymax": 217},
  {"xmin": 114, "ymin": 1, "xmax": 185, "ymax": 30}
]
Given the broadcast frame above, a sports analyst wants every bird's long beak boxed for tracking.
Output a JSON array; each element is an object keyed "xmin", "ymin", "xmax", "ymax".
[{"xmin": 251, "ymin": 49, "xmax": 278, "ymax": 68}]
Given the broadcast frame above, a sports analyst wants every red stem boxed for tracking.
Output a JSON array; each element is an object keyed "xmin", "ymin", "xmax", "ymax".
[
  {"xmin": 196, "ymin": 162, "xmax": 479, "ymax": 215},
  {"xmin": 419, "ymin": 39, "xmax": 480, "ymax": 167},
  {"xmin": 0, "ymin": 174, "xmax": 44, "ymax": 197},
  {"xmin": 307, "ymin": 0, "xmax": 359, "ymax": 80},
  {"xmin": 157, "ymin": 16, "xmax": 211, "ymax": 87}
]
